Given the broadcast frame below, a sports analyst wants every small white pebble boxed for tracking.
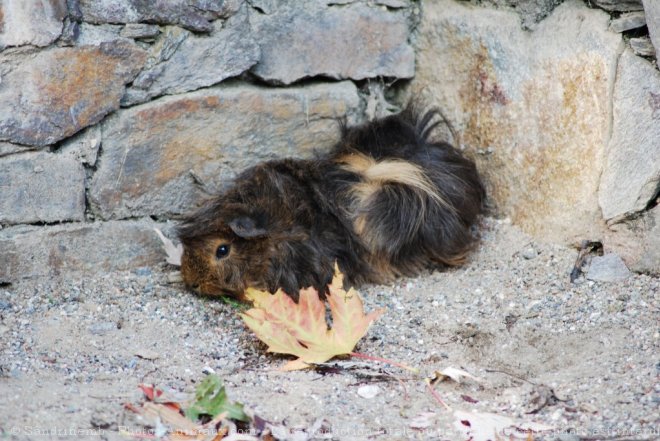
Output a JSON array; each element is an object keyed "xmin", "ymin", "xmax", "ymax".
[{"xmin": 357, "ymin": 385, "xmax": 380, "ymax": 399}]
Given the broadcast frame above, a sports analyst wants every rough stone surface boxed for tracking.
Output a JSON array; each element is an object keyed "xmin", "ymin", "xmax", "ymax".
[
  {"xmin": 0, "ymin": 142, "xmax": 33, "ymax": 157},
  {"xmin": 75, "ymin": 23, "xmax": 127, "ymax": 46},
  {"xmin": 629, "ymin": 205, "xmax": 660, "ymax": 275},
  {"xmin": 77, "ymin": 0, "xmax": 239, "ymax": 33},
  {"xmin": 0, "ymin": 0, "xmax": 67, "ymax": 49},
  {"xmin": 630, "ymin": 37, "xmax": 655, "ymax": 57},
  {"xmin": 250, "ymin": 2, "xmax": 414, "ymax": 85},
  {"xmin": 629, "ymin": 36, "xmax": 656, "ymax": 57},
  {"xmin": 58, "ymin": 126, "xmax": 101, "ymax": 166},
  {"xmin": 0, "ymin": 42, "xmax": 146, "ymax": 147},
  {"xmin": 599, "ymin": 49, "xmax": 660, "ymax": 222},
  {"xmin": 586, "ymin": 254, "xmax": 632, "ymax": 282},
  {"xmin": 120, "ymin": 23, "xmax": 161, "ymax": 40},
  {"xmin": 592, "ymin": 0, "xmax": 643, "ymax": 12},
  {"xmin": 122, "ymin": 8, "xmax": 260, "ymax": 106},
  {"xmin": 469, "ymin": 0, "xmax": 564, "ymax": 30},
  {"xmin": 412, "ymin": 0, "xmax": 623, "ymax": 243},
  {"xmin": 608, "ymin": 11, "xmax": 646, "ymax": 33},
  {"xmin": 0, "ymin": 152, "xmax": 85, "ymax": 225},
  {"xmin": 90, "ymin": 82, "xmax": 361, "ymax": 220},
  {"xmin": 642, "ymin": 0, "xmax": 660, "ymax": 68},
  {"xmin": 0, "ymin": 219, "xmax": 164, "ymax": 283}
]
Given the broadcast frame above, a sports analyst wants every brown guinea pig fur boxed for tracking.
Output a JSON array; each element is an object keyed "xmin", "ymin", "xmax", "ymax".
[{"xmin": 176, "ymin": 104, "xmax": 485, "ymax": 301}]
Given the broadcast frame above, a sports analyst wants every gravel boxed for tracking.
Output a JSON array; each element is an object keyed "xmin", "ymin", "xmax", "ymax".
[{"xmin": 0, "ymin": 218, "xmax": 657, "ymax": 441}]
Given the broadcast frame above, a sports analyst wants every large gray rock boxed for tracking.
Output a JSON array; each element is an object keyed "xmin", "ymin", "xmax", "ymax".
[
  {"xmin": 0, "ymin": 0, "xmax": 67, "ymax": 49},
  {"xmin": 412, "ymin": 0, "xmax": 623, "ymax": 243},
  {"xmin": 122, "ymin": 8, "xmax": 260, "ymax": 106},
  {"xmin": 89, "ymin": 82, "xmax": 361, "ymax": 220},
  {"xmin": 250, "ymin": 2, "xmax": 414, "ymax": 85},
  {"xmin": 0, "ymin": 152, "xmax": 85, "ymax": 225},
  {"xmin": 0, "ymin": 42, "xmax": 146, "ymax": 147},
  {"xmin": 0, "ymin": 220, "xmax": 164, "ymax": 283},
  {"xmin": 642, "ymin": 0, "xmax": 660, "ymax": 68},
  {"xmin": 78, "ymin": 0, "xmax": 241, "ymax": 33},
  {"xmin": 598, "ymin": 49, "xmax": 660, "ymax": 222}
]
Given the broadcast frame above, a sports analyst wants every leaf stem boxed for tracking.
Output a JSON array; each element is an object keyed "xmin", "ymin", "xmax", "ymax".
[{"xmin": 349, "ymin": 352, "xmax": 419, "ymax": 374}]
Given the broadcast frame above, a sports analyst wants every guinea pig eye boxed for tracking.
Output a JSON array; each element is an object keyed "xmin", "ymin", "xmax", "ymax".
[{"xmin": 215, "ymin": 244, "xmax": 230, "ymax": 259}]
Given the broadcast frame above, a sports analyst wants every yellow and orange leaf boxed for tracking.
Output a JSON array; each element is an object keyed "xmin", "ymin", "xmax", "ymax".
[{"xmin": 240, "ymin": 265, "xmax": 385, "ymax": 371}]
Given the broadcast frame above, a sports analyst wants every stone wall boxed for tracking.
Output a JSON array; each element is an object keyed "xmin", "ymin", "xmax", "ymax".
[
  {"xmin": 0, "ymin": 0, "xmax": 418, "ymax": 283},
  {"xmin": 410, "ymin": 0, "xmax": 659, "ymax": 274},
  {"xmin": 1, "ymin": 0, "xmax": 658, "ymax": 284}
]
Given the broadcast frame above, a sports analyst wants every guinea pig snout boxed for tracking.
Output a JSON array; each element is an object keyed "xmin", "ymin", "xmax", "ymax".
[{"xmin": 180, "ymin": 250, "xmax": 203, "ymax": 291}]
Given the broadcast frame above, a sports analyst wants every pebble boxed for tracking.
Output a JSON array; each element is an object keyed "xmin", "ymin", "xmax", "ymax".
[
  {"xmin": 134, "ymin": 267, "xmax": 152, "ymax": 277},
  {"xmin": 167, "ymin": 272, "xmax": 183, "ymax": 283},
  {"xmin": 357, "ymin": 385, "xmax": 380, "ymax": 399},
  {"xmin": 88, "ymin": 322, "xmax": 118, "ymax": 335},
  {"xmin": 90, "ymin": 412, "xmax": 116, "ymax": 430},
  {"xmin": 586, "ymin": 254, "xmax": 631, "ymax": 283},
  {"xmin": 522, "ymin": 247, "xmax": 538, "ymax": 260}
]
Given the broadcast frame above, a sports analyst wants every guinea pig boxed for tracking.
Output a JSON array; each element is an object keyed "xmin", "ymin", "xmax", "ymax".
[{"xmin": 176, "ymin": 104, "xmax": 485, "ymax": 301}]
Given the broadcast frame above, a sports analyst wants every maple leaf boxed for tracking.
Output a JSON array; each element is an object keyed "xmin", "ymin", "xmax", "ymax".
[{"xmin": 240, "ymin": 265, "xmax": 385, "ymax": 371}]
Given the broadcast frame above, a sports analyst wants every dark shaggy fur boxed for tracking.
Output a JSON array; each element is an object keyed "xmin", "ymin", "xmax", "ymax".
[{"xmin": 177, "ymin": 105, "xmax": 485, "ymax": 300}]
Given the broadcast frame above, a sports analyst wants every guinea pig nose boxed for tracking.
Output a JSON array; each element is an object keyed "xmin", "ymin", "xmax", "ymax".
[{"xmin": 190, "ymin": 283, "xmax": 200, "ymax": 292}]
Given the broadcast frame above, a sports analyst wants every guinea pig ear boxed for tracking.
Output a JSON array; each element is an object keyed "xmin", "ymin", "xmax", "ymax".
[{"xmin": 228, "ymin": 215, "xmax": 268, "ymax": 239}]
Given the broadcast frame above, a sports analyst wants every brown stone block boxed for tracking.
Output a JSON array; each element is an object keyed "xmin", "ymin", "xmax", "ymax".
[
  {"xmin": 0, "ymin": 42, "xmax": 147, "ymax": 146},
  {"xmin": 89, "ymin": 82, "xmax": 360, "ymax": 219}
]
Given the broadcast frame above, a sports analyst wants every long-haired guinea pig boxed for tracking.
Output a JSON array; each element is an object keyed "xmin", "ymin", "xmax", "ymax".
[{"xmin": 176, "ymin": 104, "xmax": 485, "ymax": 300}]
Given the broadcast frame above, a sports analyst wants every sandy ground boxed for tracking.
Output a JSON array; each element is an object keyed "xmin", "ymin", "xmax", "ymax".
[{"xmin": 0, "ymin": 218, "xmax": 658, "ymax": 441}]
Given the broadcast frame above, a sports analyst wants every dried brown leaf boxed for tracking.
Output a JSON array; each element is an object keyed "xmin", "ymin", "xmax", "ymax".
[{"xmin": 240, "ymin": 265, "xmax": 385, "ymax": 370}]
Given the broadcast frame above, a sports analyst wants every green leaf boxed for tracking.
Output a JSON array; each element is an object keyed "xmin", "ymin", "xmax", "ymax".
[{"xmin": 184, "ymin": 374, "xmax": 248, "ymax": 422}]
